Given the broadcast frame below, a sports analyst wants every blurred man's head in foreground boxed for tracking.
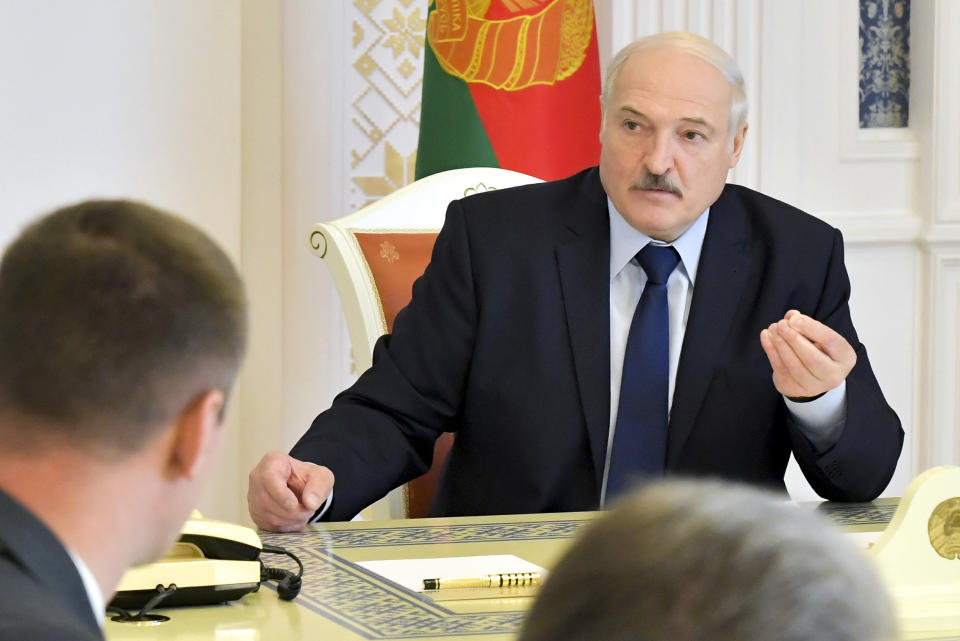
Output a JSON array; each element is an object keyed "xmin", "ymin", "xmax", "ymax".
[{"xmin": 519, "ymin": 479, "xmax": 898, "ymax": 641}]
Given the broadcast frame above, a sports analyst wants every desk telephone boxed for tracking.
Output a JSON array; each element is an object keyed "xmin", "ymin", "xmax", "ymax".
[{"xmin": 110, "ymin": 512, "xmax": 302, "ymax": 611}]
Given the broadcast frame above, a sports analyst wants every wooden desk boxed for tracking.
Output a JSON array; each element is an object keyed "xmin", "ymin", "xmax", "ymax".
[{"xmin": 104, "ymin": 500, "xmax": 954, "ymax": 641}]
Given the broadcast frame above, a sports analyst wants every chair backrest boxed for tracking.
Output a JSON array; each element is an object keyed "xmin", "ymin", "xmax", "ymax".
[{"xmin": 309, "ymin": 167, "xmax": 543, "ymax": 519}]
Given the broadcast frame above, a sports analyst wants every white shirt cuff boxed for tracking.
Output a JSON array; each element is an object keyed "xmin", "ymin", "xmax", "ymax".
[
  {"xmin": 783, "ymin": 380, "xmax": 846, "ymax": 452},
  {"xmin": 307, "ymin": 488, "xmax": 333, "ymax": 523}
]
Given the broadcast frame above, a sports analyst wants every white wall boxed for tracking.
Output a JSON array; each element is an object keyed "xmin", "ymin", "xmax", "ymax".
[
  {"xmin": 280, "ymin": 0, "xmax": 355, "ymax": 453},
  {"xmin": 0, "ymin": 1, "xmax": 241, "ymax": 248},
  {"xmin": 0, "ymin": 0, "xmax": 245, "ymax": 519},
  {"xmin": 238, "ymin": 0, "xmax": 285, "ymax": 522},
  {"xmin": 915, "ymin": 0, "xmax": 960, "ymax": 469}
]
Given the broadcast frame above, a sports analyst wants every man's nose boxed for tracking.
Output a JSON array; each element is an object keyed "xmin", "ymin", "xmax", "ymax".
[{"xmin": 643, "ymin": 132, "xmax": 675, "ymax": 176}]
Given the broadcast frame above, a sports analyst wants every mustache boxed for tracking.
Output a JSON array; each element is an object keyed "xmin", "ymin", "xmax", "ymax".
[{"xmin": 634, "ymin": 172, "xmax": 682, "ymax": 198}]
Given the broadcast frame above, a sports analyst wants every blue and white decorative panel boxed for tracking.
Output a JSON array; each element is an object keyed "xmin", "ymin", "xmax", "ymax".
[{"xmin": 859, "ymin": 0, "xmax": 910, "ymax": 128}]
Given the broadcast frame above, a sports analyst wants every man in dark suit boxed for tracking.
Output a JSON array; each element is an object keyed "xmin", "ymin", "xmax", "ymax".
[
  {"xmin": 0, "ymin": 201, "xmax": 246, "ymax": 640},
  {"xmin": 248, "ymin": 32, "xmax": 902, "ymax": 528}
]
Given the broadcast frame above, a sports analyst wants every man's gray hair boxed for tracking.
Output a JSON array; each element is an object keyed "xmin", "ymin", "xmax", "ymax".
[
  {"xmin": 518, "ymin": 479, "xmax": 898, "ymax": 641},
  {"xmin": 601, "ymin": 31, "xmax": 748, "ymax": 145}
]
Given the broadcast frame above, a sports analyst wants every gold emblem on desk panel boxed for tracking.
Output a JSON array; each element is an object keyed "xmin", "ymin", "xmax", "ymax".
[{"xmin": 928, "ymin": 497, "xmax": 960, "ymax": 559}]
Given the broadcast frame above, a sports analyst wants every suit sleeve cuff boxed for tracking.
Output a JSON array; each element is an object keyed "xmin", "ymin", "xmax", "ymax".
[{"xmin": 784, "ymin": 380, "xmax": 846, "ymax": 452}]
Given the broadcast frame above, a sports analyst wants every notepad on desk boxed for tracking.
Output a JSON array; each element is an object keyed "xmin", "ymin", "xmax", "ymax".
[{"xmin": 356, "ymin": 554, "xmax": 546, "ymax": 601}]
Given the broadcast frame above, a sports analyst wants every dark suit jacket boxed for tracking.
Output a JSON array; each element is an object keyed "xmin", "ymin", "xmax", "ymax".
[
  {"xmin": 0, "ymin": 488, "xmax": 103, "ymax": 641},
  {"xmin": 292, "ymin": 167, "xmax": 903, "ymax": 520}
]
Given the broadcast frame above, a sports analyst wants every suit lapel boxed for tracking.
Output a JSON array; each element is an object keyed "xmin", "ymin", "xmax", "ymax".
[
  {"xmin": 667, "ymin": 186, "xmax": 751, "ymax": 466},
  {"xmin": 555, "ymin": 169, "xmax": 611, "ymax": 491},
  {"xmin": 0, "ymin": 488, "xmax": 101, "ymax": 633}
]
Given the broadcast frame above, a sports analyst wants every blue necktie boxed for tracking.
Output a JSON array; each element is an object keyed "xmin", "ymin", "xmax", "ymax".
[{"xmin": 607, "ymin": 244, "xmax": 680, "ymax": 499}]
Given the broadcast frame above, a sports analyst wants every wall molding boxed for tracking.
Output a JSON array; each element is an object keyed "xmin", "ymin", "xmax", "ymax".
[
  {"xmin": 839, "ymin": 127, "xmax": 920, "ymax": 162},
  {"xmin": 926, "ymin": 225, "xmax": 960, "ymax": 246},
  {"xmin": 932, "ymin": 0, "xmax": 960, "ymax": 223},
  {"xmin": 913, "ymin": 0, "xmax": 960, "ymax": 473},
  {"xmin": 815, "ymin": 210, "xmax": 923, "ymax": 244},
  {"xmin": 921, "ymin": 247, "xmax": 960, "ymax": 467}
]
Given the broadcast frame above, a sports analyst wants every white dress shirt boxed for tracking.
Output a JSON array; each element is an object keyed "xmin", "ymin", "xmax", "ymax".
[
  {"xmin": 67, "ymin": 547, "xmax": 104, "ymax": 629},
  {"xmin": 601, "ymin": 198, "xmax": 846, "ymax": 505}
]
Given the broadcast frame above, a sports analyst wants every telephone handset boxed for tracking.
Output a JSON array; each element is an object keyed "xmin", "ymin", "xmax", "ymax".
[{"xmin": 110, "ymin": 512, "xmax": 301, "ymax": 610}]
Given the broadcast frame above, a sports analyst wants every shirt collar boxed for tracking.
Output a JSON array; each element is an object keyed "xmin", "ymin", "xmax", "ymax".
[
  {"xmin": 66, "ymin": 547, "xmax": 104, "ymax": 629},
  {"xmin": 607, "ymin": 196, "xmax": 710, "ymax": 284}
]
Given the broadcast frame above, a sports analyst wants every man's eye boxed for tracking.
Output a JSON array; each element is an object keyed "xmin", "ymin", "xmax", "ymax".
[
  {"xmin": 683, "ymin": 130, "xmax": 704, "ymax": 141},
  {"xmin": 624, "ymin": 121, "xmax": 640, "ymax": 131}
]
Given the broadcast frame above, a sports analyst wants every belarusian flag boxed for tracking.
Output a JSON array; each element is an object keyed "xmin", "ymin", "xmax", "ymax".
[{"xmin": 415, "ymin": 0, "xmax": 602, "ymax": 181}]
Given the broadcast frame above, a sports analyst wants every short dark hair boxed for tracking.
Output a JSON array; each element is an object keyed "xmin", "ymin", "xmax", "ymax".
[
  {"xmin": 0, "ymin": 200, "xmax": 247, "ymax": 451},
  {"xmin": 519, "ymin": 480, "xmax": 897, "ymax": 641}
]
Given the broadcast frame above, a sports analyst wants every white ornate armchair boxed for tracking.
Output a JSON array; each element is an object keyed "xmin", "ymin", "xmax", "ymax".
[{"xmin": 309, "ymin": 167, "xmax": 542, "ymax": 519}]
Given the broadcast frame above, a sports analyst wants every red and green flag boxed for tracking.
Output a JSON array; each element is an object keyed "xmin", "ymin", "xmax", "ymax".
[{"xmin": 415, "ymin": 0, "xmax": 602, "ymax": 181}]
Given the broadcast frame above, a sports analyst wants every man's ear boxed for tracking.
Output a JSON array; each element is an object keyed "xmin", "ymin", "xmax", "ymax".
[
  {"xmin": 598, "ymin": 94, "xmax": 608, "ymax": 141},
  {"xmin": 169, "ymin": 390, "xmax": 225, "ymax": 480},
  {"xmin": 729, "ymin": 122, "xmax": 748, "ymax": 167}
]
